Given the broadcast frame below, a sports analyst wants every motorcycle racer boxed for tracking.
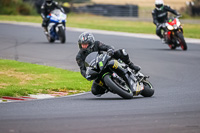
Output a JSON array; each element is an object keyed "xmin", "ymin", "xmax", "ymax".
[
  {"xmin": 152, "ymin": 0, "xmax": 180, "ymax": 43},
  {"xmin": 76, "ymin": 32, "xmax": 140, "ymax": 97}
]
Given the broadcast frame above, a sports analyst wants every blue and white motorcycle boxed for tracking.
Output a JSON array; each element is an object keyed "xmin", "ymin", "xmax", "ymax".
[{"xmin": 46, "ymin": 9, "xmax": 67, "ymax": 43}]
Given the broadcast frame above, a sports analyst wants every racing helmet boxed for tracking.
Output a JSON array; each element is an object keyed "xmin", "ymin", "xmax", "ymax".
[
  {"xmin": 78, "ymin": 32, "xmax": 95, "ymax": 51},
  {"xmin": 155, "ymin": 0, "xmax": 164, "ymax": 10},
  {"xmin": 46, "ymin": 0, "xmax": 53, "ymax": 6}
]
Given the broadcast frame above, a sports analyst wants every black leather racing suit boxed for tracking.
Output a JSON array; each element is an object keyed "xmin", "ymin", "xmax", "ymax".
[
  {"xmin": 76, "ymin": 41, "xmax": 133, "ymax": 96},
  {"xmin": 152, "ymin": 5, "xmax": 179, "ymax": 38},
  {"xmin": 41, "ymin": 1, "xmax": 64, "ymax": 27}
]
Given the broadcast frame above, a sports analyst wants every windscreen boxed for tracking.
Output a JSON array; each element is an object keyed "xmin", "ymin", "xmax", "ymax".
[
  {"xmin": 85, "ymin": 52, "xmax": 98, "ymax": 68},
  {"xmin": 51, "ymin": 9, "xmax": 61, "ymax": 16}
]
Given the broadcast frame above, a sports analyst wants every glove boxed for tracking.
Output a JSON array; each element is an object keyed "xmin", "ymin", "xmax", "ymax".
[
  {"xmin": 45, "ymin": 17, "xmax": 50, "ymax": 21},
  {"xmin": 107, "ymin": 49, "xmax": 114, "ymax": 56},
  {"xmin": 133, "ymin": 65, "xmax": 141, "ymax": 73},
  {"xmin": 85, "ymin": 75, "xmax": 92, "ymax": 81},
  {"xmin": 128, "ymin": 62, "xmax": 141, "ymax": 73}
]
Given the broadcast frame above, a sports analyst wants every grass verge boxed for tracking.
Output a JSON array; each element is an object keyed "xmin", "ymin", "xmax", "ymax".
[
  {"xmin": 0, "ymin": 14, "xmax": 199, "ymax": 39},
  {"xmin": 0, "ymin": 59, "xmax": 92, "ymax": 98}
]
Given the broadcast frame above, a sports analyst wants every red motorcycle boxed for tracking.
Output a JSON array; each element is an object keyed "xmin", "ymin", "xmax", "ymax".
[{"xmin": 161, "ymin": 16, "xmax": 187, "ymax": 50}]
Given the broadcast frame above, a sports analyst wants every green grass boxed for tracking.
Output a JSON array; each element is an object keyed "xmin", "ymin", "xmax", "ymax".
[
  {"xmin": 0, "ymin": 59, "xmax": 92, "ymax": 98},
  {"xmin": 0, "ymin": 14, "xmax": 199, "ymax": 39}
]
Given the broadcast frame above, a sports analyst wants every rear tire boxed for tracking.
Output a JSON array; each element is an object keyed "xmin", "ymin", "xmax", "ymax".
[
  {"xmin": 48, "ymin": 37, "xmax": 55, "ymax": 43},
  {"xmin": 58, "ymin": 27, "xmax": 66, "ymax": 43},
  {"xmin": 46, "ymin": 33, "xmax": 55, "ymax": 43},
  {"xmin": 104, "ymin": 75, "xmax": 133, "ymax": 99},
  {"xmin": 141, "ymin": 80, "xmax": 154, "ymax": 97},
  {"xmin": 168, "ymin": 44, "xmax": 176, "ymax": 50}
]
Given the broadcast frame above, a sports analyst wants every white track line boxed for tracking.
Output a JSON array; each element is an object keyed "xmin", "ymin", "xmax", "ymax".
[{"xmin": 0, "ymin": 92, "xmax": 91, "ymax": 103}]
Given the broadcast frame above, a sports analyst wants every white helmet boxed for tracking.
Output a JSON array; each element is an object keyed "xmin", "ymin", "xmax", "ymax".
[{"xmin": 155, "ymin": 0, "xmax": 164, "ymax": 10}]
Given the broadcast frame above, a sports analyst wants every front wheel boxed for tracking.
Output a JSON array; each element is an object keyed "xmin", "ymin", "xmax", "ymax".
[
  {"xmin": 103, "ymin": 75, "xmax": 133, "ymax": 99},
  {"xmin": 141, "ymin": 80, "xmax": 154, "ymax": 97},
  {"xmin": 177, "ymin": 32, "xmax": 187, "ymax": 51},
  {"xmin": 58, "ymin": 26, "xmax": 66, "ymax": 43}
]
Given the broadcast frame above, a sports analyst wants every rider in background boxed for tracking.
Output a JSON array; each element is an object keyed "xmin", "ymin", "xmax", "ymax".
[
  {"xmin": 152, "ymin": 0, "xmax": 180, "ymax": 43},
  {"xmin": 76, "ymin": 32, "xmax": 141, "ymax": 97},
  {"xmin": 41, "ymin": 0, "xmax": 65, "ymax": 34}
]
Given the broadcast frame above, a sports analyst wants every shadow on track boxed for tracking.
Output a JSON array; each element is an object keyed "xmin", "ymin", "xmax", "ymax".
[
  {"xmin": 144, "ymin": 48, "xmax": 184, "ymax": 51},
  {"xmin": 82, "ymin": 97, "xmax": 144, "ymax": 101},
  {"xmin": 32, "ymin": 41, "xmax": 75, "ymax": 45}
]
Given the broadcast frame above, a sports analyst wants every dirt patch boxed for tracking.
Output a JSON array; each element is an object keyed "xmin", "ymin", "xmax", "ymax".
[
  {"xmin": 0, "ymin": 69, "xmax": 47, "ymax": 85},
  {"xmin": 0, "ymin": 83, "xmax": 9, "ymax": 88}
]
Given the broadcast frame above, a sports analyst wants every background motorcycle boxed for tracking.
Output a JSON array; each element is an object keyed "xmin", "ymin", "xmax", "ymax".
[
  {"xmin": 85, "ymin": 52, "xmax": 154, "ymax": 99},
  {"xmin": 160, "ymin": 16, "xmax": 187, "ymax": 50},
  {"xmin": 46, "ymin": 9, "xmax": 66, "ymax": 43}
]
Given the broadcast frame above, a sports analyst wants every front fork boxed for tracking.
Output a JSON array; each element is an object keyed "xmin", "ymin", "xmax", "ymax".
[{"xmin": 55, "ymin": 23, "xmax": 65, "ymax": 32}]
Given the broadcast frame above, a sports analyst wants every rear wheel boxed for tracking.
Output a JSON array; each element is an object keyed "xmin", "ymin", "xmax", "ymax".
[
  {"xmin": 141, "ymin": 80, "xmax": 154, "ymax": 97},
  {"xmin": 168, "ymin": 44, "xmax": 176, "ymax": 50},
  {"xmin": 104, "ymin": 75, "xmax": 133, "ymax": 99},
  {"xmin": 177, "ymin": 32, "xmax": 187, "ymax": 51},
  {"xmin": 58, "ymin": 27, "xmax": 66, "ymax": 43},
  {"xmin": 47, "ymin": 34, "xmax": 55, "ymax": 43}
]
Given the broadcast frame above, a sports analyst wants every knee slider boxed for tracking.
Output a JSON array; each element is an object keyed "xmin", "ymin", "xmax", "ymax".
[{"xmin": 121, "ymin": 49, "xmax": 128, "ymax": 56}]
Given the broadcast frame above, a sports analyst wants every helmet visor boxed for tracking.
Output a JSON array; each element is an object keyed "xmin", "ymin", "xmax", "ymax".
[
  {"xmin": 46, "ymin": 0, "xmax": 52, "ymax": 4},
  {"xmin": 156, "ymin": 4, "xmax": 163, "ymax": 9}
]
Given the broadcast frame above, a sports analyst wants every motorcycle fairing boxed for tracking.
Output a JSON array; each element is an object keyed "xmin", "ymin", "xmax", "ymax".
[{"xmin": 168, "ymin": 18, "xmax": 177, "ymax": 25}]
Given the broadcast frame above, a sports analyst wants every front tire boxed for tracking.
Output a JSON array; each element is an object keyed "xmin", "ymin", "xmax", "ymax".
[
  {"xmin": 58, "ymin": 26, "xmax": 66, "ymax": 43},
  {"xmin": 104, "ymin": 75, "xmax": 133, "ymax": 99},
  {"xmin": 141, "ymin": 80, "xmax": 154, "ymax": 97},
  {"xmin": 177, "ymin": 32, "xmax": 187, "ymax": 51}
]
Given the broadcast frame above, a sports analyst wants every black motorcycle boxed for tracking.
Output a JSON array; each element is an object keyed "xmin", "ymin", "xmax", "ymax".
[{"xmin": 85, "ymin": 52, "xmax": 154, "ymax": 99}]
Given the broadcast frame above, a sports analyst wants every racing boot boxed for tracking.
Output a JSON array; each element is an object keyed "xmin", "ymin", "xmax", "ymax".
[
  {"xmin": 118, "ymin": 49, "xmax": 141, "ymax": 73},
  {"xmin": 128, "ymin": 62, "xmax": 141, "ymax": 73},
  {"xmin": 161, "ymin": 38, "xmax": 165, "ymax": 44},
  {"xmin": 43, "ymin": 27, "xmax": 48, "ymax": 35}
]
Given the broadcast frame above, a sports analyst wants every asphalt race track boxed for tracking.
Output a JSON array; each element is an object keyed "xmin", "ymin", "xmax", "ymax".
[{"xmin": 0, "ymin": 23, "xmax": 200, "ymax": 133}]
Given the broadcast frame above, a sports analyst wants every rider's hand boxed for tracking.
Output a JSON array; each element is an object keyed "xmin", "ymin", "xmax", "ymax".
[
  {"xmin": 44, "ymin": 17, "xmax": 49, "ymax": 22},
  {"xmin": 133, "ymin": 65, "xmax": 141, "ymax": 73},
  {"xmin": 85, "ymin": 75, "xmax": 92, "ymax": 81},
  {"xmin": 107, "ymin": 49, "xmax": 114, "ymax": 56}
]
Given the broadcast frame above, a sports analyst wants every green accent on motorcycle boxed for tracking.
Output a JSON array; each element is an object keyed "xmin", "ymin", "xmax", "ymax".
[
  {"xmin": 128, "ymin": 88, "xmax": 133, "ymax": 94},
  {"xmin": 169, "ymin": 19, "xmax": 172, "ymax": 22},
  {"xmin": 102, "ymin": 72, "xmax": 109, "ymax": 78},
  {"xmin": 99, "ymin": 61, "xmax": 103, "ymax": 67},
  {"xmin": 143, "ymin": 80, "xmax": 153, "ymax": 88}
]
